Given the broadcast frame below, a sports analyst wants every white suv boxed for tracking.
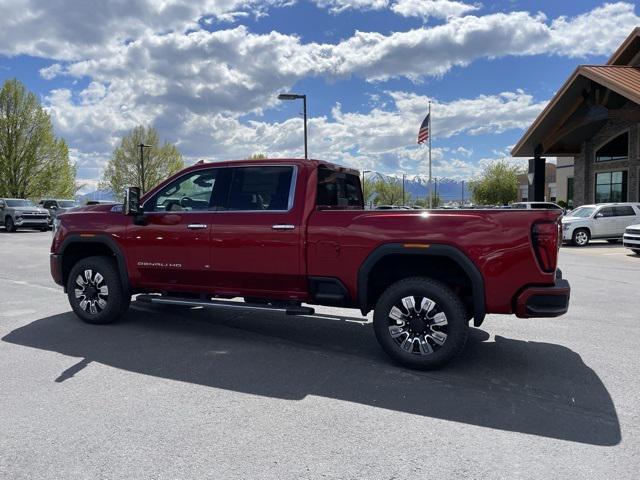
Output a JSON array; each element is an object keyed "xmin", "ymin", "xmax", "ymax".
[
  {"xmin": 562, "ymin": 203, "xmax": 640, "ymax": 247},
  {"xmin": 623, "ymin": 224, "xmax": 640, "ymax": 255},
  {"xmin": 511, "ymin": 202, "xmax": 563, "ymax": 210}
]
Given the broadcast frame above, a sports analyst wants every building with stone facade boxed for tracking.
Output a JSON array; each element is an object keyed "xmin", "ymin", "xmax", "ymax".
[{"xmin": 512, "ymin": 28, "xmax": 640, "ymax": 207}]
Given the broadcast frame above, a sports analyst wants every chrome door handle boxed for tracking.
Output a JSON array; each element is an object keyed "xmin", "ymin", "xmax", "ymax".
[
  {"xmin": 272, "ymin": 224, "xmax": 295, "ymax": 230},
  {"xmin": 187, "ymin": 224, "xmax": 208, "ymax": 230}
]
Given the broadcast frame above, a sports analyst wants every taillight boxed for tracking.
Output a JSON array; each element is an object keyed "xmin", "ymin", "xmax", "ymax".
[{"xmin": 532, "ymin": 221, "xmax": 559, "ymax": 273}]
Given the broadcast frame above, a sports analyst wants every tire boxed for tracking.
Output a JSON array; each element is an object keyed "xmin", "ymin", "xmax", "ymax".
[
  {"xmin": 66, "ymin": 256, "xmax": 130, "ymax": 324},
  {"xmin": 5, "ymin": 216, "xmax": 16, "ymax": 232},
  {"xmin": 607, "ymin": 239, "xmax": 620, "ymax": 244},
  {"xmin": 632, "ymin": 249, "xmax": 640, "ymax": 256},
  {"xmin": 40, "ymin": 226, "xmax": 49, "ymax": 232},
  {"xmin": 572, "ymin": 228, "xmax": 590, "ymax": 247},
  {"xmin": 373, "ymin": 277, "xmax": 468, "ymax": 370}
]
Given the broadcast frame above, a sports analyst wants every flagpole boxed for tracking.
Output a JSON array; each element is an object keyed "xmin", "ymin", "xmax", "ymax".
[{"xmin": 428, "ymin": 101, "xmax": 432, "ymax": 209}]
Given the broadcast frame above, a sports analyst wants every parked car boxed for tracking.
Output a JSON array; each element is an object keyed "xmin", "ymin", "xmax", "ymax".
[
  {"xmin": 84, "ymin": 200, "xmax": 115, "ymax": 206},
  {"xmin": 0, "ymin": 198, "xmax": 50, "ymax": 232},
  {"xmin": 622, "ymin": 224, "xmax": 640, "ymax": 255},
  {"xmin": 511, "ymin": 202, "xmax": 563, "ymax": 210},
  {"xmin": 50, "ymin": 159, "xmax": 570, "ymax": 370},
  {"xmin": 561, "ymin": 203, "xmax": 640, "ymax": 246},
  {"xmin": 38, "ymin": 199, "xmax": 80, "ymax": 225}
]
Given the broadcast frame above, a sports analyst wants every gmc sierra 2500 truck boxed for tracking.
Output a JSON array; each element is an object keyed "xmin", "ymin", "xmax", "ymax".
[{"xmin": 50, "ymin": 159, "xmax": 570, "ymax": 369}]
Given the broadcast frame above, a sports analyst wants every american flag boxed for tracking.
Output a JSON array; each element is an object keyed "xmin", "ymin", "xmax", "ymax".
[{"xmin": 417, "ymin": 113, "xmax": 430, "ymax": 144}]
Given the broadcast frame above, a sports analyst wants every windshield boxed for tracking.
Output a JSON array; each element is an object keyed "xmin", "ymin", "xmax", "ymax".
[
  {"xmin": 5, "ymin": 199, "xmax": 35, "ymax": 207},
  {"xmin": 569, "ymin": 207, "xmax": 595, "ymax": 218},
  {"xmin": 59, "ymin": 200, "xmax": 79, "ymax": 208}
]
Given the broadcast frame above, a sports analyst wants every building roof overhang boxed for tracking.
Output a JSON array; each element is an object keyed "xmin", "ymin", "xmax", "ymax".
[{"xmin": 512, "ymin": 28, "xmax": 640, "ymax": 158}]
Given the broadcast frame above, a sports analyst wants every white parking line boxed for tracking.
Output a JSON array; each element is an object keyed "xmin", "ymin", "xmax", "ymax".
[{"xmin": 0, "ymin": 276, "xmax": 61, "ymax": 293}]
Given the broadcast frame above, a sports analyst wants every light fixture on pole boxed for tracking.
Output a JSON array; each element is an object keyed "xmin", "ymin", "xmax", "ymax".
[
  {"xmin": 278, "ymin": 93, "xmax": 308, "ymax": 159},
  {"xmin": 138, "ymin": 143, "xmax": 151, "ymax": 194}
]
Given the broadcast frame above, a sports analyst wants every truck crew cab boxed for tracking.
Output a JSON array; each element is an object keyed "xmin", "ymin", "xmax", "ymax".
[{"xmin": 50, "ymin": 159, "xmax": 570, "ymax": 369}]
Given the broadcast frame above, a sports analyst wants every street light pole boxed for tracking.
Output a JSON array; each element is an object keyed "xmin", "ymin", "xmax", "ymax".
[
  {"xmin": 138, "ymin": 143, "xmax": 151, "ymax": 194},
  {"xmin": 278, "ymin": 93, "xmax": 308, "ymax": 159},
  {"xmin": 302, "ymin": 95, "xmax": 308, "ymax": 160}
]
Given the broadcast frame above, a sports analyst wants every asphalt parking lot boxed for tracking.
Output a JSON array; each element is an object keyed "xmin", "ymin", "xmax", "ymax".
[{"xmin": 1, "ymin": 231, "xmax": 639, "ymax": 479}]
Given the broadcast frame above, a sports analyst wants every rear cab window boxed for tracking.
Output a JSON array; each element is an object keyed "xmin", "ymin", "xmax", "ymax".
[{"xmin": 317, "ymin": 166, "xmax": 363, "ymax": 209}]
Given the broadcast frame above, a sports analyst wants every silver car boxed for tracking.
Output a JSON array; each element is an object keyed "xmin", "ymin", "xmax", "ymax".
[
  {"xmin": 561, "ymin": 203, "xmax": 640, "ymax": 247},
  {"xmin": 0, "ymin": 198, "xmax": 51, "ymax": 232}
]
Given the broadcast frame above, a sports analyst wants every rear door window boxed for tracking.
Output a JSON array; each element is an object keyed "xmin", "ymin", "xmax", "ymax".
[
  {"xmin": 317, "ymin": 167, "xmax": 363, "ymax": 208},
  {"xmin": 226, "ymin": 166, "xmax": 294, "ymax": 211},
  {"xmin": 614, "ymin": 206, "xmax": 635, "ymax": 216}
]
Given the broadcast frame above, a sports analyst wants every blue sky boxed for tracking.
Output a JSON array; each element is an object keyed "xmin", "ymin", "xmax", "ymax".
[{"xmin": 0, "ymin": 0, "xmax": 638, "ymax": 190}]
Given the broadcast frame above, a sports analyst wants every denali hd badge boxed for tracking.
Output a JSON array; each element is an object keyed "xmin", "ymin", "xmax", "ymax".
[{"xmin": 137, "ymin": 261, "xmax": 183, "ymax": 268}]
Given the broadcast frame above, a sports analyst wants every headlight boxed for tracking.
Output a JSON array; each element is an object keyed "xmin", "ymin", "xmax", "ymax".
[
  {"xmin": 15, "ymin": 210, "xmax": 23, "ymax": 216},
  {"xmin": 562, "ymin": 223, "xmax": 570, "ymax": 230},
  {"xmin": 52, "ymin": 218, "xmax": 61, "ymax": 234}
]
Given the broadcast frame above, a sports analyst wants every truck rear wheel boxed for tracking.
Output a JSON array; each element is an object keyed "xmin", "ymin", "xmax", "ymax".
[
  {"xmin": 66, "ymin": 256, "xmax": 129, "ymax": 325},
  {"xmin": 373, "ymin": 277, "xmax": 468, "ymax": 370}
]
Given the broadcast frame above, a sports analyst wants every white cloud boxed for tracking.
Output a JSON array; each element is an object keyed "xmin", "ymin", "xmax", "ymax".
[
  {"xmin": 313, "ymin": 0, "xmax": 388, "ymax": 14},
  {"xmin": 312, "ymin": 0, "xmax": 479, "ymax": 19},
  {"xmin": 0, "ymin": 0, "xmax": 294, "ymax": 60},
  {"xmin": 391, "ymin": 0, "xmax": 480, "ymax": 19},
  {"xmin": 57, "ymin": 86, "xmax": 545, "ymax": 183},
  {"xmin": 12, "ymin": 1, "xmax": 639, "ymax": 183}
]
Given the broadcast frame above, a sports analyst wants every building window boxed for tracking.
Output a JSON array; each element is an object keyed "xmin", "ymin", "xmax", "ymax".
[
  {"xmin": 567, "ymin": 177, "xmax": 574, "ymax": 208},
  {"xmin": 595, "ymin": 131, "xmax": 628, "ymax": 162},
  {"xmin": 595, "ymin": 171, "xmax": 627, "ymax": 203}
]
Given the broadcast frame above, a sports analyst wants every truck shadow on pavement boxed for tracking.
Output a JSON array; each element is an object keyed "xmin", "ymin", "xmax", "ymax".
[{"xmin": 2, "ymin": 304, "xmax": 621, "ymax": 446}]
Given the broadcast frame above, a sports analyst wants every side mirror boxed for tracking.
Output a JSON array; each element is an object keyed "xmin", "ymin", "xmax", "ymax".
[
  {"xmin": 595, "ymin": 213, "xmax": 603, "ymax": 219},
  {"xmin": 124, "ymin": 187, "xmax": 141, "ymax": 216},
  {"xmin": 50, "ymin": 206, "xmax": 58, "ymax": 210}
]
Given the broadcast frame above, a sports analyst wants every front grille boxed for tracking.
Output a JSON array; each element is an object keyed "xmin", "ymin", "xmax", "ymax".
[{"xmin": 19, "ymin": 214, "xmax": 47, "ymax": 220}]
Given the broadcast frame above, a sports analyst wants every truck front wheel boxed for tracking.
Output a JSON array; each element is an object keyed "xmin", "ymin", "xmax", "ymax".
[
  {"xmin": 66, "ymin": 256, "xmax": 129, "ymax": 324},
  {"xmin": 373, "ymin": 277, "xmax": 468, "ymax": 370}
]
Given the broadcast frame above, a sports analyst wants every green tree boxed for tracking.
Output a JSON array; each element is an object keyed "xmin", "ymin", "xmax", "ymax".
[
  {"xmin": 0, "ymin": 78, "xmax": 75, "ymax": 198},
  {"xmin": 468, "ymin": 160, "xmax": 522, "ymax": 205},
  {"xmin": 371, "ymin": 177, "xmax": 411, "ymax": 206},
  {"xmin": 101, "ymin": 126, "xmax": 184, "ymax": 196},
  {"xmin": 247, "ymin": 153, "xmax": 267, "ymax": 160}
]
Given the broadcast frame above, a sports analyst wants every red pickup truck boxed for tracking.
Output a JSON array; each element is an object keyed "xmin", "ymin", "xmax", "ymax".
[{"xmin": 50, "ymin": 159, "xmax": 570, "ymax": 369}]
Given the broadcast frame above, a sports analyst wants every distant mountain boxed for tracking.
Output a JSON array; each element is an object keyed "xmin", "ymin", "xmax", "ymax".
[
  {"xmin": 404, "ymin": 176, "xmax": 469, "ymax": 203},
  {"xmin": 366, "ymin": 174, "xmax": 470, "ymax": 205}
]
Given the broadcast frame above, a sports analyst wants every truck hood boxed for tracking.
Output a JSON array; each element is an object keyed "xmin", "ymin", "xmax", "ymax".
[
  {"xmin": 14, "ymin": 206, "xmax": 49, "ymax": 215},
  {"xmin": 65, "ymin": 203, "xmax": 118, "ymax": 214},
  {"xmin": 561, "ymin": 216, "xmax": 589, "ymax": 223}
]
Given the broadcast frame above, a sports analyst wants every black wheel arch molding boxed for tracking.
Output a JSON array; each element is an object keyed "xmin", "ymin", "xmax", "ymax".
[
  {"xmin": 357, "ymin": 242, "xmax": 486, "ymax": 326},
  {"xmin": 56, "ymin": 234, "xmax": 131, "ymax": 293}
]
